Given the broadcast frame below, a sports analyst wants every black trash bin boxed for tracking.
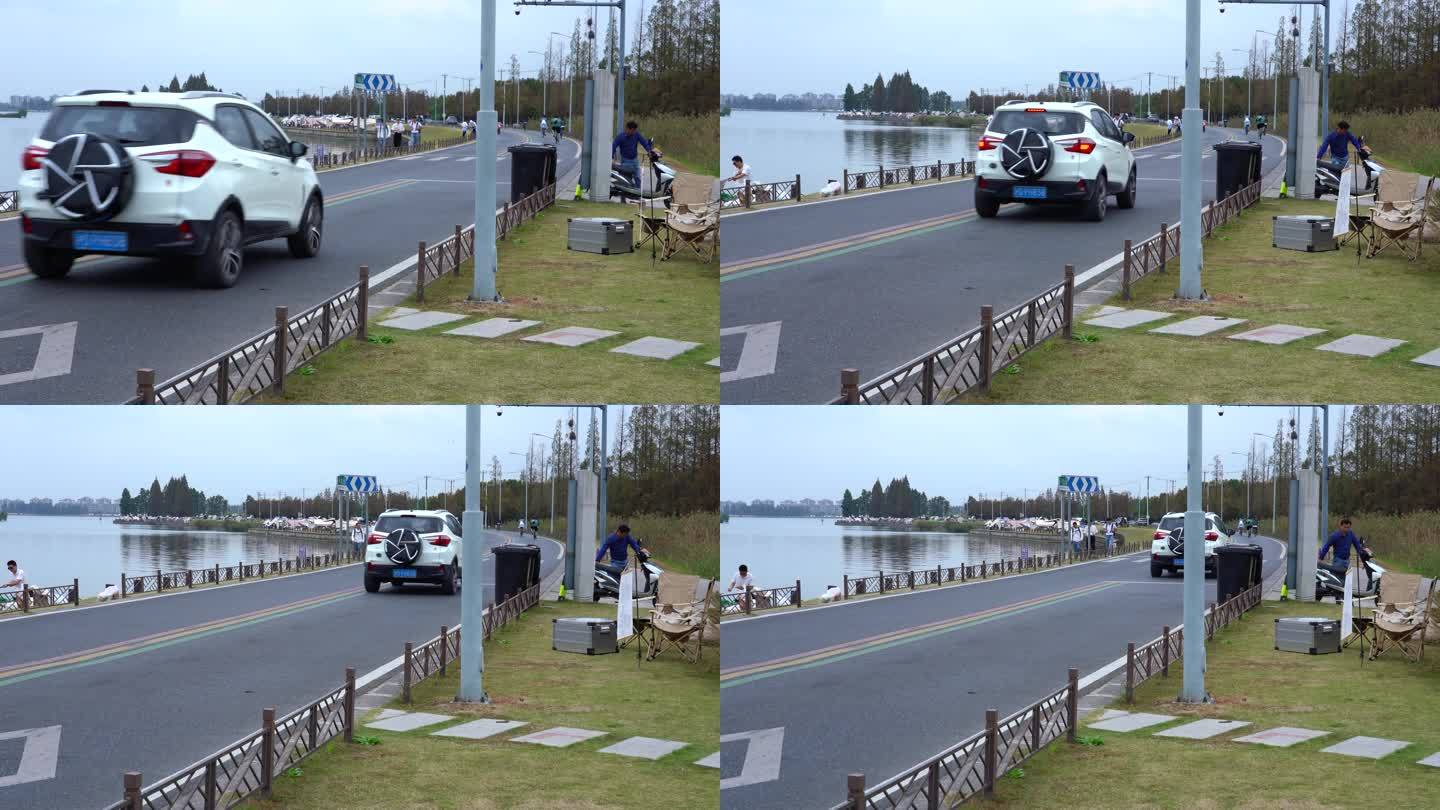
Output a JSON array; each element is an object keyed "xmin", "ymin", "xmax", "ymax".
[
  {"xmin": 507, "ymin": 144, "xmax": 557, "ymax": 202},
  {"xmin": 1216, "ymin": 543, "xmax": 1264, "ymax": 604},
  {"xmin": 1212, "ymin": 141, "xmax": 1263, "ymax": 201},
  {"xmin": 492, "ymin": 543, "xmax": 541, "ymax": 604}
]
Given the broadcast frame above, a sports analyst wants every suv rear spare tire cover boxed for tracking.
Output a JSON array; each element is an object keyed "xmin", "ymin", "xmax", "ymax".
[
  {"xmin": 1000, "ymin": 128, "xmax": 1052, "ymax": 179},
  {"xmin": 1168, "ymin": 531, "xmax": 1185, "ymax": 558},
  {"xmin": 384, "ymin": 528, "xmax": 423, "ymax": 565},
  {"xmin": 39, "ymin": 133, "xmax": 134, "ymax": 222}
]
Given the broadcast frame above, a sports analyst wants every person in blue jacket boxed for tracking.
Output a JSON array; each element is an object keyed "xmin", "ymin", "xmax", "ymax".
[
  {"xmin": 596, "ymin": 524, "xmax": 647, "ymax": 579},
  {"xmin": 1318, "ymin": 517, "xmax": 1362, "ymax": 571},
  {"xmin": 1317, "ymin": 120, "xmax": 1364, "ymax": 171},
  {"xmin": 612, "ymin": 121, "xmax": 657, "ymax": 187}
]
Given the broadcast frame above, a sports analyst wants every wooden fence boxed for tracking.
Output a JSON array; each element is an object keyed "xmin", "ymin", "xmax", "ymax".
[
  {"xmin": 287, "ymin": 132, "xmax": 465, "ymax": 170},
  {"xmin": 129, "ymin": 182, "xmax": 556, "ymax": 404},
  {"xmin": 834, "ymin": 582, "xmax": 1263, "ymax": 808},
  {"xmin": 119, "ymin": 550, "xmax": 362, "ymax": 598},
  {"xmin": 399, "ymin": 581, "xmax": 544, "ymax": 701},
  {"xmin": 721, "ymin": 159, "xmax": 975, "ymax": 211},
  {"xmin": 0, "ymin": 579, "xmax": 80, "ymax": 614},
  {"xmin": 833, "ymin": 177, "xmax": 1266, "ymax": 404},
  {"xmin": 720, "ymin": 581, "xmax": 802, "ymax": 616}
]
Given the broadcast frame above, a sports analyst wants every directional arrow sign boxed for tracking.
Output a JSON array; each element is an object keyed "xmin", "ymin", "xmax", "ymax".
[
  {"xmin": 719, "ymin": 321, "xmax": 781, "ymax": 384},
  {"xmin": 337, "ymin": 475, "xmax": 380, "ymax": 493},
  {"xmin": 1060, "ymin": 71, "xmax": 1101, "ymax": 91},
  {"xmin": 720, "ymin": 727, "xmax": 784, "ymax": 790},
  {"xmin": 1058, "ymin": 475, "xmax": 1100, "ymax": 494},
  {"xmin": 0, "ymin": 322, "xmax": 78, "ymax": 388},
  {"xmin": 353, "ymin": 73, "xmax": 396, "ymax": 93},
  {"xmin": 0, "ymin": 725, "xmax": 61, "ymax": 788}
]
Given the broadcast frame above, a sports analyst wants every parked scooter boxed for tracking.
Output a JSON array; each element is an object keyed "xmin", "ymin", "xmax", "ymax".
[
  {"xmin": 1315, "ymin": 538, "xmax": 1385, "ymax": 603},
  {"xmin": 593, "ymin": 547, "xmax": 662, "ymax": 602},
  {"xmin": 611, "ymin": 150, "xmax": 675, "ymax": 205},
  {"xmin": 1315, "ymin": 138, "xmax": 1380, "ymax": 198}
]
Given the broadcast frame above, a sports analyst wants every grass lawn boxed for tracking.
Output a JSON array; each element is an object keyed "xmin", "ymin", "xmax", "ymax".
[
  {"xmin": 1126, "ymin": 122, "xmax": 1173, "ymax": 140},
  {"xmin": 976, "ymin": 197, "xmax": 1440, "ymax": 403},
  {"xmin": 262, "ymin": 198, "xmax": 717, "ymax": 404},
  {"xmin": 243, "ymin": 599, "xmax": 719, "ymax": 810},
  {"xmin": 975, "ymin": 599, "xmax": 1440, "ymax": 809}
]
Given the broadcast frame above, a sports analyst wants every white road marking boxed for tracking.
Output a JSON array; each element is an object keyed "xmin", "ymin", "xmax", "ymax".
[
  {"xmin": 720, "ymin": 727, "xmax": 784, "ymax": 790},
  {"xmin": 0, "ymin": 322, "xmax": 78, "ymax": 387},
  {"xmin": 1161, "ymin": 154, "xmax": 1181, "ymax": 160},
  {"xmin": 397, "ymin": 156, "xmax": 423, "ymax": 161},
  {"xmin": 0, "ymin": 725, "xmax": 61, "ymax": 788},
  {"xmin": 719, "ymin": 321, "xmax": 782, "ymax": 384},
  {"xmin": 457, "ymin": 156, "xmax": 477, "ymax": 162},
  {"xmin": 427, "ymin": 156, "xmax": 450, "ymax": 161}
]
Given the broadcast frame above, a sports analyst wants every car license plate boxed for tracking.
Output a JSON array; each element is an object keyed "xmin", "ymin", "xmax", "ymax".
[
  {"xmin": 73, "ymin": 230, "xmax": 128, "ymax": 252},
  {"xmin": 1173, "ymin": 557, "xmax": 1184, "ymax": 567},
  {"xmin": 1013, "ymin": 186, "xmax": 1047, "ymax": 200},
  {"xmin": 392, "ymin": 568, "xmax": 417, "ymax": 578}
]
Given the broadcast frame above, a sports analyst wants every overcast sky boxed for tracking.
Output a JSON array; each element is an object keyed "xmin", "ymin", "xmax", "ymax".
[
  {"xmin": 722, "ymin": 0, "xmax": 1324, "ymax": 97},
  {"xmin": 721, "ymin": 406, "xmax": 1346, "ymax": 503},
  {"xmin": 0, "ymin": 406, "xmax": 622, "ymax": 501},
  {"xmin": 5, "ymin": 0, "xmax": 641, "ymax": 101}
]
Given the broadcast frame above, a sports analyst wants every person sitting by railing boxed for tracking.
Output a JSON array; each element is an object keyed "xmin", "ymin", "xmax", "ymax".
[
  {"xmin": 728, "ymin": 563, "xmax": 756, "ymax": 611},
  {"xmin": 2, "ymin": 560, "xmax": 24, "ymax": 590}
]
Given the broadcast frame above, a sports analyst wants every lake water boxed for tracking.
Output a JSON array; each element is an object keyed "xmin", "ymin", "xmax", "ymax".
[
  {"xmin": 720, "ymin": 109, "xmax": 979, "ymax": 188},
  {"xmin": 0, "ymin": 514, "xmax": 348, "ymax": 594},
  {"xmin": 720, "ymin": 516, "xmax": 1060, "ymax": 592}
]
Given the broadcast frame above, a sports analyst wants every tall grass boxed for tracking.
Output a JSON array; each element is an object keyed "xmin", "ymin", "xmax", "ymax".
[
  {"xmin": 1269, "ymin": 511, "xmax": 1440, "ymax": 577},
  {"xmin": 1265, "ymin": 108, "xmax": 1440, "ymax": 176},
  {"xmin": 539, "ymin": 512, "xmax": 720, "ymax": 581},
  {"xmin": 641, "ymin": 113, "xmax": 719, "ymax": 176}
]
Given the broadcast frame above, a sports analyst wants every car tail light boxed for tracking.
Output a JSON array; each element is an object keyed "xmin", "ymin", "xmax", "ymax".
[
  {"xmin": 366, "ymin": 533, "xmax": 384, "ymax": 545},
  {"xmin": 1025, "ymin": 107, "xmax": 1046, "ymax": 113},
  {"xmin": 1076, "ymin": 179, "xmax": 1087, "ymax": 193},
  {"xmin": 1205, "ymin": 531, "xmax": 1218, "ymax": 541},
  {"xmin": 1154, "ymin": 531, "xmax": 1166, "ymax": 540},
  {"xmin": 429, "ymin": 535, "xmax": 452, "ymax": 547},
  {"xmin": 20, "ymin": 214, "xmax": 32, "ymax": 234},
  {"xmin": 177, "ymin": 221, "xmax": 194, "ymax": 241},
  {"xmin": 976, "ymin": 136, "xmax": 1000, "ymax": 151},
  {"xmin": 142, "ymin": 149, "xmax": 216, "ymax": 178},
  {"xmin": 1064, "ymin": 138, "xmax": 1097, "ymax": 154},
  {"xmin": 22, "ymin": 145, "xmax": 47, "ymax": 171},
  {"xmin": 976, "ymin": 176, "xmax": 988, "ymax": 189},
  {"xmin": 366, "ymin": 562, "xmax": 374, "ymax": 571}
]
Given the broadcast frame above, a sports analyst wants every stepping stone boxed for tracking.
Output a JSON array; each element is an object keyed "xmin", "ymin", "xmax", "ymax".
[
  {"xmin": 1150, "ymin": 316, "xmax": 1248, "ymax": 337},
  {"xmin": 1087, "ymin": 712, "xmax": 1177, "ymax": 732},
  {"xmin": 1413, "ymin": 348, "xmax": 1440, "ymax": 368},
  {"xmin": 522, "ymin": 326, "xmax": 620, "ymax": 347},
  {"xmin": 1091, "ymin": 709, "xmax": 1132, "ymax": 723},
  {"xmin": 364, "ymin": 711, "xmax": 454, "ymax": 732},
  {"xmin": 1154, "ymin": 719, "xmax": 1252, "ymax": 740},
  {"xmin": 1315, "ymin": 334, "xmax": 1407, "ymax": 358},
  {"xmin": 1228, "ymin": 324, "xmax": 1326, "ymax": 345},
  {"xmin": 1087, "ymin": 305, "xmax": 1129, "ymax": 319},
  {"xmin": 378, "ymin": 311, "xmax": 467, "ymax": 331},
  {"xmin": 384, "ymin": 307, "xmax": 420, "ymax": 319},
  {"xmin": 1320, "ymin": 736, "xmax": 1411, "ymax": 760},
  {"xmin": 1418, "ymin": 752, "xmax": 1440, "ymax": 768},
  {"xmin": 695, "ymin": 752, "xmax": 721, "ymax": 769},
  {"xmin": 598, "ymin": 736, "xmax": 689, "ymax": 760},
  {"xmin": 369, "ymin": 708, "xmax": 407, "ymax": 721},
  {"xmin": 1234, "ymin": 727, "xmax": 1330, "ymax": 748},
  {"xmin": 510, "ymin": 726, "xmax": 608, "ymax": 748},
  {"xmin": 1084, "ymin": 309, "xmax": 1172, "ymax": 329},
  {"xmin": 610, "ymin": 336, "xmax": 701, "ymax": 360},
  {"xmin": 432, "ymin": 718, "xmax": 529, "ymax": 740},
  {"xmin": 445, "ymin": 317, "xmax": 541, "ymax": 338},
  {"xmin": 706, "ymin": 357, "xmax": 721, "ymax": 367}
]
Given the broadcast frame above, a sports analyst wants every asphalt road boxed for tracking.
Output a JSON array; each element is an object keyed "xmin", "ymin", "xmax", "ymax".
[
  {"xmin": 0, "ymin": 129, "xmax": 580, "ymax": 403},
  {"xmin": 718, "ymin": 534, "xmax": 1284, "ymax": 809},
  {"xmin": 720, "ymin": 128, "xmax": 1284, "ymax": 403},
  {"xmin": 0, "ymin": 528, "xmax": 562, "ymax": 810}
]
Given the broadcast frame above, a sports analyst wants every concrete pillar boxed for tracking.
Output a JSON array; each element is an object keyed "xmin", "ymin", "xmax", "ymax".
[
  {"xmin": 1296, "ymin": 466, "xmax": 1321, "ymax": 601},
  {"xmin": 587, "ymin": 71, "xmax": 616, "ymax": 202},
  {"xmin": 1295, "ymin": 67, "xmax": 1320, "ymax": 200},
  {"xmin": 574, "ymin": 469, "xmax": 599, "ymax": 601}
]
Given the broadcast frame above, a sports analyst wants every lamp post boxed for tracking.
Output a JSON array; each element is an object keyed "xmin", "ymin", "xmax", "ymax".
[
  {"xmin": 1180, "ymin": 405, "xmax": 1207, "ymax": 703},
  {"xmin": 1178, "ymin": 0, "xmax": 1205, "ymax": 300},
  {"xmin": 1251, "ymin": 432, "xmax": 1273, "ymax": 531},
  {"xmin": 470, "ymin": 0, "xmax": 500, "ymax": 301},
  {"xmin": 532, "ymin": 432, "xmax": 559, "ymax": 534},
  {"xmin": 1230, "ymin": 49, "xmax": 1252, "ymax": 129},
  {"xmin": 458, "ymin": 405, "xmax": 488, "ymax": 703},
  {"xmin": 550, "ymin": 31, "xmax": 574, "ymax": 131},
  {"xmin": 1256, "ymin": 30, "xmax": 1280, "ymax": 131},
  {"xmin": 509, "ymin": 451, "xmax": 529, "ymax": 528},
  {"xmin": 528, "ymin": 50, "xmax": 547, "ymax": 120}
]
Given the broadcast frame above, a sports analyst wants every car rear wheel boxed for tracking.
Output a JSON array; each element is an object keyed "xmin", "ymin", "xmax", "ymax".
[
  {"xmin": 194, "ymin": 209, "xmax": 244, "ymax": 288},
  {"xmin": 364, "ymin": 575, "xmax": 380, "ymax": 593},
  {"xmin": 1082, "ymin": 173, "xmax": 1107, "ymax": 222},
  {"xmin": 1150, "ymin": 563, "xmax": 1163, "ymax": 578},
  {"xmin": 24, "ymin": 242, "xmax": 75, "ymax": 279},
  {"xmin": 287, "ymin": 196, "xmax": 323, "ymax": 259},
  {"xmin": 440, "ymin": 563, "xmax": 457, "ymax": 595},
  {"xmin": 975, "ymin": 190, "xmax": 1000, "ymax": 218},
  {"xmin": 1116, "ymin": 168, "xmax": 1137, "ymax": 209}
]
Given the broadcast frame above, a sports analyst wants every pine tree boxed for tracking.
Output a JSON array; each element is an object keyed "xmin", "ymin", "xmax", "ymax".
[{"xmin": 120, "ymin": 487, "xmax": 133, "ymax": 516}]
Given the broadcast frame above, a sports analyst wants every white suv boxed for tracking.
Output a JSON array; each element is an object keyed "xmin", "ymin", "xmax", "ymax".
[
  {"xmin": 365, "ymin": 509, "xmax": 463, "ymax": 594},
  {"xmin": 1150, "ymin": 512, "xmax": 1231, "ymax": 578},
  {"xmin": 974, "ymin": 100, "xmax": 1137, "ymax": 221},
  {"xmin": 19, "ymin": 90, "xmax": 323, "ymax": 287}
]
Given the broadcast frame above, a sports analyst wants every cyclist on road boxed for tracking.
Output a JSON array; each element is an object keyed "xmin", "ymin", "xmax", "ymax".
[
  {"xmin": 1255, "ymin": 114, "xmax": 1267, "ymax": 138},
  {"xmin": 1243, "ymin": 114, "xmax": 1251, "ymax": 135}
]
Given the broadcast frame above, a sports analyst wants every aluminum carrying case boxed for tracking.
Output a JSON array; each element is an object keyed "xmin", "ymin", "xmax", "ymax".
[
  {"xmin": 1273, "ymin": 215, "xmax": 1338, "ymax": 252},
  {"xmin": 567, "ymin": 217, "xmax": 633, "ymax": 255},
  {"xmin": 1274, "ymin": 616, "xmax": 1342, "ymax": 655},
  {"xmin": 552, "ymin": 616, "xmax": 619, "ymax": 655}
]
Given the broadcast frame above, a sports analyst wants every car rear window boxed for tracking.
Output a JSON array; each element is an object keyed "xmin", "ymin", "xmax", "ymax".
[
  {"xmin": 375, "ymin": 515, "xmax": 444, "ymax": 534},
  {"xmin": 1158, "ymin": 516, "xmax": 1185, "ymax": 533},
  {"xmin": 41, "ymin": 105, "xmax": 198, "ymax": 146},
  {"xmin": 991, "ymin": 110, "xmax": 1086, "ymax": 136}
]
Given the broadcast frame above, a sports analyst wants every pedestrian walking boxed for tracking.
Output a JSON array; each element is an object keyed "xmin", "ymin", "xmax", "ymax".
[
  {"xmin": 410, "ymin": 117, "xmax": 420, "ymax": 148},
  {"xmin": 1069, "ymin": 521, "xmax": 1083, "ymax": 556},
  {"xmin": 1088, "ymin": 521, "xmax": 1098, "ymax": 552},
  {"xmin": 1105, "ymin": 521, "xmax": 1116, "ymax": 552}
]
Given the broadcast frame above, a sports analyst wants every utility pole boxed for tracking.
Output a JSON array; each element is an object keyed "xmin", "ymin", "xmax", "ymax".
[
  {"xmin": 1181, "ymin": 405, "xmax": 1207, "ymax": 703},
  {"xmin": 1178, "ymin": 0, "xmax": 1204, "ymax": 299},
  {"xmin": 442, "ymin": 73, "xmax": 448, "ymax": 120},
  {"xmin": 458, "ymin": 406, "xmax": 488, "ymax": 703},
  {"xmin": 471, "ymin": 0, "xmax": 500, "ymax": 301},
  {"xmin": 1146, "ymin": 72, "xmax": 1152, "ymax": 118}
]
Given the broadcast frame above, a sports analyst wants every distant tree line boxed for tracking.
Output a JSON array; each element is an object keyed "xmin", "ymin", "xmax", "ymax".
[
  {"xmin": 722, "ymin": 92, "xmax": 842, "ymax": 111},
  {"xmin": 720, "ymin": 500, "xmax": 831, "ymax": 517},
  {"xmin": 120, "ymin": 476, "xmax": 228, "ymax": 517},
  {"xmin": 0, "ymin": 499, "xmax": 92, "ymax": 516},
  {"xmin": 843, "ymin": 71, "xmax": 955, "ymax": 113},
  {"xmin": 841, "ymin": 477, "xmax": 951, "ymax": 518}
]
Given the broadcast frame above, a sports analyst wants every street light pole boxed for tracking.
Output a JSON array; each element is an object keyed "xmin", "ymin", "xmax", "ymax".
[
  {"xmin": 1181, "ymin": 405, "xmax": 1207, "ymax": 703},
  {"xmin": 1179, "ymin": 0, "xmax": 1204, "ymax": 299},
  {"xmin": 458, "ymin": 406, "xmax": 488, "ymax": 703},
  {"xmin": 471, "ymin": 0, "xmax": 500, "ymax": 301}
]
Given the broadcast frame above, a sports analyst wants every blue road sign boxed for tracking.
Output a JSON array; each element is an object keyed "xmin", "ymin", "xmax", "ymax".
[
  {"xmin": 1059, "ymin": 71, "xmax": 1101, "ymax": 91},
  {"xmin": 353, "ymin": 73, "xmax": 396, "ymax": 93},
  {"xmin": 1058, "ymin": 475, "xmax": 1100, "ymax": 494},
  {"xmin": 336, "ymin": 475, "xmax": 380, "ymax": 493}
]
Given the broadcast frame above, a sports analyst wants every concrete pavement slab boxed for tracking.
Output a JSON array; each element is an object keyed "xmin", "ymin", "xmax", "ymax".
[
  {"xmin": 384, "ymin": 307, "xmax": 420, "ymax": 319},
  {"xmin": 1091, "ymin": 709, "xmax": 1132, "ymax": 723},
  {"xmin": 1154, "ymin": 719, "xmax": 1251, "ymax": 739},
  {"xmin": 1417, "ymin": 752, "xmax": 1440, "ymax": 768},
  {"xmin": 369, "ymin": 709, "xmax": 407, "ymax": 721},
  {"xmin": 1412, "ymin": 348, "xmax": 1440, "ymax": 368},
  {"xmin": 432, "ymin": 719, "xmax": 528, "ymax": 740},
  {"xmin": 1083, "ymin": 309, "xmax": 1172, "ymax": 329},
  {"xmin": 444, "ymin": 318, "xmax": 541, "ymax": 338},
  {"xmin": 510, "ymin": 726, "xmax": 607, "ymax": 748},
  {"xmin": 364, "ymin": 711, "xmax": 455, "ymax": 732},
  {"xmin": 522, "ymin": 327, "xmax": 620, "ymax": 347},
  {"xmin": 1086, "ymin": 306, "xmax": 1128, "ymax": 319},
  {"xmin": 1314, "ymin": 334, "xmax": 1406, "ymax": 358},
  {"xmin": 706, "ymin": 357, "xmax": 721, "ymax": 367},
  {"xmin": 597, "ymin": 736, "xmax": 689, "ymax": 760},
  {"xmin": 1320, "ymin": 736, "xmax": 1411, "ymax": 759},
  {"xmin": 1233, "ymin": 726, "xmax": 1330, "ymax": 747},
  {"xmin": 1150, "ymin": 316, "xmax": 1248, "ymax": 336},
  {"xmin": 1087, "ymin": 712, "xmax": 1177, "ymax": 732},
  {"xmin": 378, "ymin": 311, "xmax": 467, "ymax": 331},
  {"xmin": 695, "ymin": 752, "xmax": 721, "ymax": 769},
  {"xmin": 610, "ymin": 336, "xmax": 701, "ymax": 360},
  {"xmin": 1228, "ymin": 324, "xmax": 1327, "ymax": 345}
]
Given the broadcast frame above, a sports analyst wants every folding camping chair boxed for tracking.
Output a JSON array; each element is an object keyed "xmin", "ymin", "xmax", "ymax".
[
  {"xmin": 662, "ymin": 173, "xmax": 721, "ymax": 263},
  {"xmin": 1367, "ymin": 171, "xmax": 1433, "ymax": 261},
  {"xmin": 1369, "ymin": 573, "xmax": 1434, "ymax": 663},
  {"xmin": 646, "ymin": 572, "xmax": 712, "ymax": 663}
]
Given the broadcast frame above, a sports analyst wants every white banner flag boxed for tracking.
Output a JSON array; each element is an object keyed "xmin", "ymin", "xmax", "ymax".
[
  {"xmin": 1334, "ymin": 168, "xmax": 1353, "ymax": 235},
  {"xmin": 616, "ymin": 563, "xmax": 634, "ymax": 641},
  {"xmin": 1341, "ymin": 562, "xmax": 1355, "ymax": 635}
]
